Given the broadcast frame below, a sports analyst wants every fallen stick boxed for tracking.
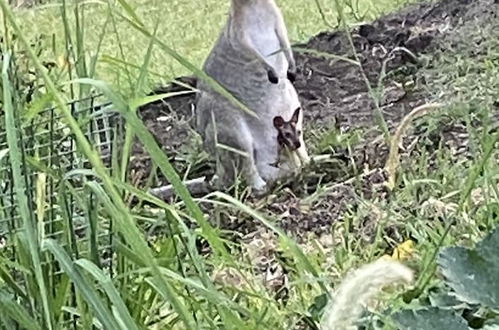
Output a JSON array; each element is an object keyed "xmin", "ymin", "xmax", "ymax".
[{"xmin": 148, "ymin": 176, "xmax": 211, "ymax": 200}]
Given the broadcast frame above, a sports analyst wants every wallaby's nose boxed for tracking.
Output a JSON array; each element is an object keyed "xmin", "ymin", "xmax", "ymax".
[{"xmin": 294, "ymin": 141, "xmax": 301, "ymax": 149}]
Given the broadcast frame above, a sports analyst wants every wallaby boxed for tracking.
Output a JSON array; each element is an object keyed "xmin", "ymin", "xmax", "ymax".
[
  {"xmin": 272, "ymin": 107, "xmax": 309, "ymax": 169},
  {"xmin": 196, "ymin": 0, "xmax": 308, "ymax": 192},
  {"xmin": 274, "ymin": 106, "xmax": 302, "ymax": 150}
]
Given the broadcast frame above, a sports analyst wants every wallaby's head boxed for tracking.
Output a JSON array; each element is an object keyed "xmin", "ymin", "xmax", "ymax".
[{"xmin": 273, "ymin": 107, "xmax": 301, "ymax": 150}]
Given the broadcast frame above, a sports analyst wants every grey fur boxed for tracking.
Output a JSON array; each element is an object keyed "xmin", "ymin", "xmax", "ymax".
[{"xmin": 196, "ymin": 0, "xmax": 308, "ymax": 192}]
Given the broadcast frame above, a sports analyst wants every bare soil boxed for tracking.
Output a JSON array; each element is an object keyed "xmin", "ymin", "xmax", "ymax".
[{"xmin": 131, "ymin": 0, "xmax": 498, "ymax": 239}]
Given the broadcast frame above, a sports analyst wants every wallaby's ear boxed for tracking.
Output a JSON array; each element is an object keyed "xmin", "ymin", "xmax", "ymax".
[
  {"xmin": 291, "ymin": 107, "xmax": 301, "ymax": 124},
  {"xmin": 273, "ymin": 116, "xmax": 284, "ymax": 128}
]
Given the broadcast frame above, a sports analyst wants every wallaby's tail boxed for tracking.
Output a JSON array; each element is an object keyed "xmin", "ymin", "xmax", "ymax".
[{"xmin": 320, "ymin": 259, "xmax": 413, "ymax": 330}]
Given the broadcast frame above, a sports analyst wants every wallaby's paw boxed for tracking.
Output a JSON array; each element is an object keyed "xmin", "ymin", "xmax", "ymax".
[
  {"xmin": 287, "ymin": 70, "xmax": 296, "ymax": 83},
  {"xmin": 249, "ymin": 176, "xmax": 268, "ymax": 197},
  {"xmin": 301, "ymin": 154, "xmax": 311, "ymax": 166},
  {"xmin": 267, "ymin": 70, "xmax": 279, "ymax": 84},
  {"xmin": 252, "ymin": 176, "xmax": 267, "ymax": 190},
  {"xmin": 298, "ymin": 148, "xmax": 310, "ymax": 166},
  {"xmin": 251, "ymin": 185, "xmax": 269, "ymax": 198}
]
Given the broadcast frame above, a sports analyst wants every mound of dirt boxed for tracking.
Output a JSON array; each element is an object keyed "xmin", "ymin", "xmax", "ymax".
[{"xmin": 131, "ymin": 0, "xmax": 498, "ymax": 238}]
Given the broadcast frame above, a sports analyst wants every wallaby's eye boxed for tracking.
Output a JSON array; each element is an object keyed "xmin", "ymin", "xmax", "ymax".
[
  {"xmin": 297, "ymin": 130, "xmax": 302, "ymax": 136},
  {"xmin": 285, "ymin": 133, "xmax": 292, "ymax": 138}
]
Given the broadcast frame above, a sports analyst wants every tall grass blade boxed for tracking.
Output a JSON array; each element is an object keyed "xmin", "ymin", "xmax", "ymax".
[
  {"xmin": 2, "ymin": 52, "xmax": 54, "ymax": 330},
  {"xmin": 0, "ymin": 292, "xmax": 42, "ymax": 330},
  {"xmin": 88, "ymin": 8, "xmax": 111, "ymax": 78},
  {"xmin": 333, "ymin": 0, "xmax": 390, "ymax": 140},
  {"xmin": 75, "ymin": 259, "xmax": 140, "ymax": 330},
  {"xmin": 42, "ymin": 239, "xmax": 121, "ymax": 330},
  {"xmin": 0, "ymin": 262, "xmax": 28, "ymax": 300}
]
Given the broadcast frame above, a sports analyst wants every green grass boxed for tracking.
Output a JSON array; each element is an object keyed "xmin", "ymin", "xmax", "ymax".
[{"xmin": 12, "ymin": 0, "xmax": 415, "ymax": 92}]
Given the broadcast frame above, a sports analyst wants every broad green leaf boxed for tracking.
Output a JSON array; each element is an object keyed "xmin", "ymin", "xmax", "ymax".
[
  {"xmin": 438, "ymin": 227, "xmax": 499, "ymax": 309},
  {"xmin": 393, "ymin": 307, "xmax": 468, "ymax": 330}
]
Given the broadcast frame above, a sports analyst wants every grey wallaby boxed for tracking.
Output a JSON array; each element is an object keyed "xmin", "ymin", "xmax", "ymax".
[
  {"xmin": 196, "ymin": 0, "xmax": 309, "ymax": 192},
  {"xmin": 273, "ymin": 107, "xmax": 309, "ymax": 169}
]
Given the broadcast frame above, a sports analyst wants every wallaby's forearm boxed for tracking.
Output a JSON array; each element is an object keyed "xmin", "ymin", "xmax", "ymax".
[
  {"xmin": 275, "ymin": 19, "xmax": 295, "ymax": 73},
  {"xmin": 239, "ymin": 33, "xmax": 279, "ymax": 83}
]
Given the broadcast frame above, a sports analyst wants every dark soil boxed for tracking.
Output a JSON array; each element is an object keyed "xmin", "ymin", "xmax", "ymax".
[{"xmin": 131, "ymin": 0, "xmax": 498, "ymax": 238}]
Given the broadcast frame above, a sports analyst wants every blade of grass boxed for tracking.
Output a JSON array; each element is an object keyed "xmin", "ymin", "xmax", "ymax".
[
  {"xmin": 293, "ymin": 47, "xmax": 360, "ymax": 66},
  {"xmin": 128, "ymin": 90, "xmax": 195, "ymax": 110},
  {"xmin": 101, "ymin": 55, "xmax": 165, "ymax": 79},
  {"xmin": 0, "ymin": 261, "xmax": 28, "ymax": 300},
  {"xmin": 60, "ymin": 0, "xmax": 76, "ymax": 100},
  {"xmin": 107, "ymin": 1, "xmax": 134, "ymax": 95},
  {"xmin": 73, "ymin": 0, "xmax": 90, "ymax": 99},
  {"xmin": 118, "ymin": 16, "xmax": 160, "ymax": 185},
  {"xmin": 42, "ymin": 239, "xmax": 121, "ymax": 330},
  {"xmin": 2, "ymin": 52, "xmax": 54, "ymax": 330},
  {"xmin": 112, "ymin": 181, "xmax": 247, "ymax": 325},
  {"xmin": 333, "ymin": 0, "xmax": 390, "ymax": 141},
  {"xmin": 75, "ymin": 259, "xmax": 140, "ymax": 330},
  {"xmin": 88, "ymin": 7, "xmax": 111, "ymax": 78},
  {"xmin": 0, "ymin": 291, "xmax": 42, "ymax": 330}
]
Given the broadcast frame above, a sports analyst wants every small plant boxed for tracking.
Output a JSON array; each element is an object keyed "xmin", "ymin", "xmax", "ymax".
[{"xmin": 390, "ymin": 226, "xmax": 499, "ymax": 329}]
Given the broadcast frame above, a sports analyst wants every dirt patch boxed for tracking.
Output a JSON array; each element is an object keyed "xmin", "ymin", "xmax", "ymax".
[{"xmin": 131, "ymin": 0, "xmax": 498, "ymax": 238}]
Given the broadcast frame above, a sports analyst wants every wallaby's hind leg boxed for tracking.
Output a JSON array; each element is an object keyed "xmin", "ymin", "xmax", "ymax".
[
  {"xmin": 205, "ymin": 121, "xmax": 267, "ymax": 192},
  {"xmin": 215, "ymin": 149, "xmax": 266, "ymax": 192},
  {"xmin": 211, "ymin": 152, "xmax": 236, "ymax": 190},
  {"xmin": 243, "ymin": 155, "xmax": 267, "ymax": 192},
  {"xmin": 237, "ymin": 140, "xmax": 267, "ymax": 192}
]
